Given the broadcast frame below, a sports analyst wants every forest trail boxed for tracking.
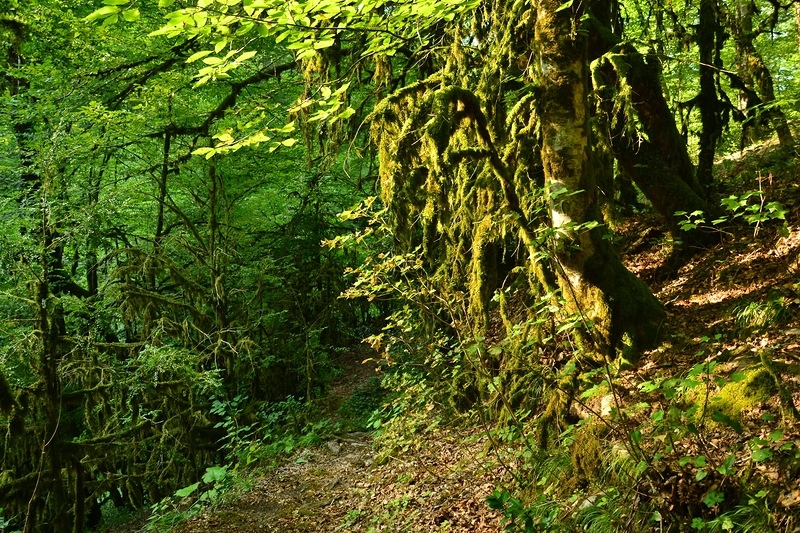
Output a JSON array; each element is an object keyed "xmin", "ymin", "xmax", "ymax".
[
  {"xmin": 174, "ymin": 430, "xmax": 503, "ymax": 533},
  {"xmin": 172, "ymin": 350, "xmax": 504, "ymax": 533}
]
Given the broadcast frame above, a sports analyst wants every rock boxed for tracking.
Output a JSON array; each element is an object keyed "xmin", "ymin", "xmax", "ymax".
[
  {"xmin": 344, "ymin": 453, "xmax": 363, "ymax": 467},
  {"xmin": 600, "ymin": 394, "xmax": 617, "ymax": 417}
]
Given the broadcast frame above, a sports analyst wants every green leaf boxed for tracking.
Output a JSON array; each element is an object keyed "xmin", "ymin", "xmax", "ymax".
[
  {"xmin": 695, "ymin": 469, "xmax": 708, "ymax": 481},
  {"xmin": 711, "ymin": 410, "xmax": 743, "ymax": 434},
  {"xmin": 336, "ymin": 107, "xmax": 356, "ymax": 120},
  {"xmin": 103, "ymin": 0, "xmax": 129, "ymax": 5},
  {"xmin": 192, "ymin": 147, "xmax": 217, "ymax": 158},
  {"xmin": 102, "ymin": 13, "xmax": 120, "ymax": 26},
  {"xmin": 236, "ymin": 50, "xmax": 258, "ymax": 62},
  {"xmin": 214, "ymin": 132, "xmax": 235, "ymax": 144},
  {"xmin": 751, "ymin": 448, "xmax": 772, "ymax": 462},
  {"xmin": 122, "ymin": 9, "xmax": 140, "ymax": 21},
  {"xmin": 555, "ymin": 0, "xmax": 574, "ymax": 12},
  {"xmin": 175, "ymin": 482, "xmax": 200, "ymax": 498},
  {"xmin": 281, "ymin": 138, "xmax": 297, "ymax": 147},
  {"xmin": 186, "ymin": 50, "xmax": 213, "ymax": 63},
  {"xmin": 84, "ymin": 5, "xmax": 119, "ymax": 22},
  {"xmin": 314, "ymin": 38, "xmax": 336, "ymax": 49},
  {"xmin": 702, "ymin": 489, "xmax": 725, "ymax": 508},
  {"xmin": 202, "ymin": 466, "xmax": 227, "ymax": 483},
  {"xmin": 768, "ymin": 430, "xmax": 784, "ymax": 442},
  {"xmin": 158, "ymin": 0, "xmax": 176, "ymax": 6},
  {"xmin": 691, "ymin": 517, "xmax": 706, "ymax": 530},
  {"xmin": 716, "ymin": 454, "xmax": 736, "ymax": 476}
]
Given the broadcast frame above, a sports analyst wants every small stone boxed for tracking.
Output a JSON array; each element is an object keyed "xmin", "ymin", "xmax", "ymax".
[
  {"xmin": 344, "ymin": 453, "xmax": 362, "ymax": 467},
  {"xmin": 327, "ymin": 440, "xmax": 341, "ymax": 454}
]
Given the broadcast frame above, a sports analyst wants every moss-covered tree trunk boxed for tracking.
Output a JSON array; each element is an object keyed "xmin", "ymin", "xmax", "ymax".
[
  {"xmin": 729, "ymin": 0, "xmax": 794, "ymax": 148},
  {"xmin": 535, "ymin": 0, "xmax": 664, "ymax": 363},
  {"xmin": 593, "ymin": 45, "xmax": 719, "ymax": 249}
]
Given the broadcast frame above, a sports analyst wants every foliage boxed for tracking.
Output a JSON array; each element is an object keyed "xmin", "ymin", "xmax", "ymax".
[
  {"xmin": 483, "ymin": 334, "xmax": 800, "ymax": 532},
  {"xmin": 0, "ymin": 0, "xmax": 372, "ymax": 531},
  {"xmin": 1, "ymin": 0, "xmax": 799, "ymax": 530},
  {"xmin": 337, "ymin": 376, "xmax": 387, "ymax": 431},
  {"xmin": 677, "ymin": 187, "xmax": 789, "ymax": 237},
  {"xmin": 145, "ymin": 465, "xmax": 233, "ymax": 533}
]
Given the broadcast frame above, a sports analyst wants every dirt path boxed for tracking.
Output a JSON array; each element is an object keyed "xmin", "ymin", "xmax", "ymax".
[
  {"xmin": 175, "ymin": 427, "xmax": 504, "ymax": 533},
  {"xmin": 173, "ymin": 347, "xmax": 504, "ymax": 533}
]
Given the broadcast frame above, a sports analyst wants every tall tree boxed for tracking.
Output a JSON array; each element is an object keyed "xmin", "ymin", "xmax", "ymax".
[
  {"xmin": 0, "ymin": 2, "xmax": 368, "ymax": 531},
  {"xmin": 725, "ymin": 0, "xmax": 794, "ymax": 148},
  {"xmin": 533, "ymin": 0, "xmax": 664, "ymax": 360}
]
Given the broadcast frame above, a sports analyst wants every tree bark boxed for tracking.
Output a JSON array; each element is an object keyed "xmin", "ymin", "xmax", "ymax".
[
  {"xmin": 696, "ymin": 0, "xmax": 724, "ymax": 187},
  {"xmin": 535, "ymin": 0, "xmax": 664, "ymax": 363},
  {"xmin": 728, "ymin": 0, "xmax": 794, "ymax": 148},
  {"xmin": 795, "ymin": 2, "xmax": 800, "ymax": 59},
  {"xmin": 593, "ymin": 45, "xmax": 719, "ymax": 249}
]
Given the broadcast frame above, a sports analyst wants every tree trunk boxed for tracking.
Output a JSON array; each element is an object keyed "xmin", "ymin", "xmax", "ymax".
[
  {"xmin": 696, "ymin": 0, "xmax": 723, "ymax": 187},
  {"xmin": 535, "ymin": 0, "xmax": 664, "ymax": 364},
  {"xmin": 593, "ymin": 45, "xmax": 719, "ymax": 249},
  {"xmin": 729, "ymin": 0, "xmax": 794, "ymax": 148},
  {"xmin": 795, "ymin": 2, "xmax": 800, "ymax": 59}
]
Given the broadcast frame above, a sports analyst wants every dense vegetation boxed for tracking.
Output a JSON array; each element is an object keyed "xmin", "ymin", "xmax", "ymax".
[{"xmin": 1, "ymin": 0, "xmax": 799, "ymax": 531}]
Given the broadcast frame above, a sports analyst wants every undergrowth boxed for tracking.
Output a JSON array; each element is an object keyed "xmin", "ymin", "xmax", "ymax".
[{"xmin": 334, "ymin": 148, "xmax": 800, "ymax": 532}]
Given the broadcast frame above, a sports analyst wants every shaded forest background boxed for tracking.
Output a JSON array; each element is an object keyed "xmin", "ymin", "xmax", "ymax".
[{"xmin": 1, "ymin": 0, "xmax": 800, "ymax": 531}]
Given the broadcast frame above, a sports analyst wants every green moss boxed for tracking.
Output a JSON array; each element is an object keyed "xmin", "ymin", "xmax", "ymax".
[
  {"xmin": 570, "ymin": 422, "xmax": 607, "ymax": 487},
  {"xmin": 710, "ymin": 366, "xmax": 775, "ymax": 419},
  {"xmin": 615, "ymin": 331, "xmax": 637, "ymax": 371}
]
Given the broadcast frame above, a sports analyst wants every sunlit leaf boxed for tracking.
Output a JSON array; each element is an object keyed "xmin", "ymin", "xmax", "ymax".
[
  {"xmin": 314, "ymin": 38, "xmax": 335, "ymax": 49},
  {"xmin": 175, "ymin": 482, "xmax": 200, "ymax": 498},
  {"xmin": 84, "ymin": 5, "xmax": 119, "ymax": 22},
  {"xmin": 101, "ymin": 13, "xmax": 119, "ymax": 26},
  {"xmin": 122, "ymin": 9, "xmax": 140, "ymax": 22},
  {"xmin": 186, "ymin": 50, "xmax": 213, "ymax": 63}
]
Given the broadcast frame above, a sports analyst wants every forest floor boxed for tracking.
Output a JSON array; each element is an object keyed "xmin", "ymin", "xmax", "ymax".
[
  {"xmin": 170, "ymin": 349, "xmax": 505, "ymax": 533},
  {"xmin": 123, "ymin": 142, "xmax": 800, "ymax": 532}
]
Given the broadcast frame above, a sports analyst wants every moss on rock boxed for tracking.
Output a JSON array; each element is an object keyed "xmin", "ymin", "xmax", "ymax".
[{"xmin": 710, "ymin": 366, "xmax": 775, "ymax": 420}]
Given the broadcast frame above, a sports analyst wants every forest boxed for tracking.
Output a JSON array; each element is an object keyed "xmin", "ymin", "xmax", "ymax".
[{"xmin": 1, "ymin": 0, "xmax": 800, "ymax": 531}]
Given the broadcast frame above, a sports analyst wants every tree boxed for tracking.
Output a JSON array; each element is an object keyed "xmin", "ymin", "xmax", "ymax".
[
  {"xmin": 724, "ymin": 0, "xmax": 794, "ymax": 148},
  {"xmin": 0, "ymin": 1, "xmax": 368, "ymax": 530}
]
